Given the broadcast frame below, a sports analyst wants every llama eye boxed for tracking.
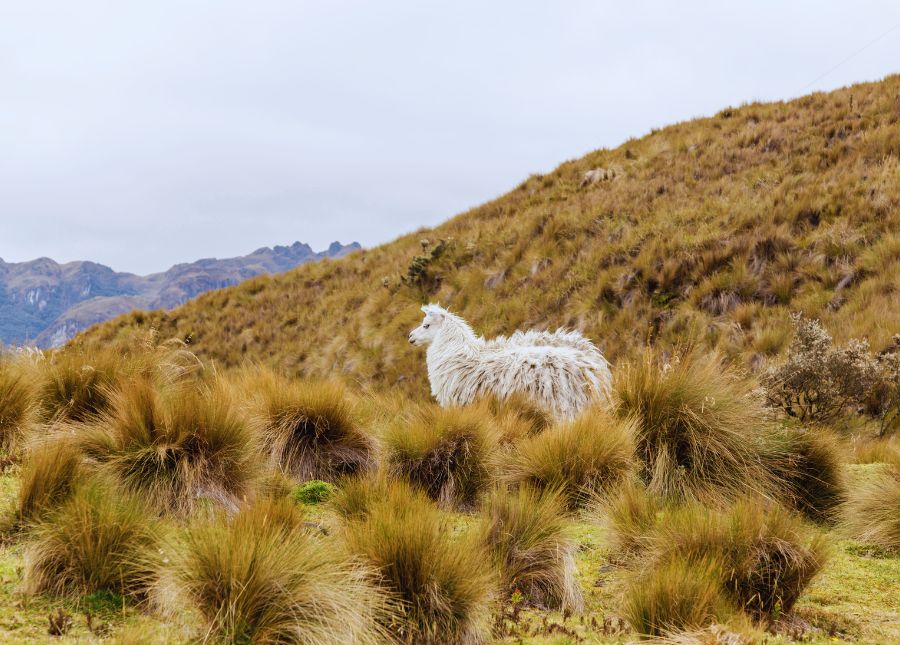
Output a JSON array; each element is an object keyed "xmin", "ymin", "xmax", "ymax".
[{"xmin": 424, "ymin": 324, "xmax": 430, "ymax": 329}]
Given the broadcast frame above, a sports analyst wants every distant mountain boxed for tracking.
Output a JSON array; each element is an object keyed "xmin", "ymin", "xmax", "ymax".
[{"xmin": 0, "ymin": 241, "xmax": 360, "ymax": 347}]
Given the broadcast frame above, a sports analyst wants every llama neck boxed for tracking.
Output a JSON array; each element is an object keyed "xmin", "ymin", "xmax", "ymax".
[{"xmin": 427, "ymin": 316, "xmax": 482, "ymax": 362}]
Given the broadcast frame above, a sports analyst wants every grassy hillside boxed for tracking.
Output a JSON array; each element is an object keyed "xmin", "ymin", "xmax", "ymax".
[{"xmin": 77, "ymin": 76, "xmax": 900, "ymax": 397}]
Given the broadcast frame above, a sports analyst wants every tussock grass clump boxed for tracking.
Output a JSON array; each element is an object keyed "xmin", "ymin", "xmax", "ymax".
[
  {"xmin": 615, "ymin": 351, "xmax": 776, "ymax": 504},
  {"xmin": 15, "ymin": 436, "xmax": 85, "ymax": 526},
  {"xmin": 250, "ymin": 373, "xmax": 375, "ymax": 482},
  {"xmin": 170, "ymin": 497, "xmax": 390, "ymax": 645},
  {"xmin": 481, "ymin": 485, "xmax": 581, "ymax": 611},
  {"xmin": 36, "ymin": 349, "xmax": 123, "ymax": 423},
  {"xmin": 623, "ymin": 557, "xmax": 736, "ymax": 638},
  {"xmin": 762, "ymin": 428, "xmax": 846, "ymax": 523},
  {"xmin": 486, "ymin": 393, "xmax": 554, "ymax": 436},
  {"xmin": 383, "ymin": 404, "xmax": 499, "ymax": 510},
  {"xmin": 851, "ymin": 436, "xmax": 900, "ymax": 467},
  {"xmin": 841, "ymin": 468, "xmax": 900, "ymax": 550},
  {"xmin": 330, "ymin": 473, "xmax": 431, "ymax": 521},
  {"xmin": 502, "ymin": 408, "xmax": 635, "ymax": 509},
  {"xmin": 600, "ymin": 480, "xmax": 662, "ymax": 561},
  {"xmin": 0, "ymin": 359, "xmax": 35, "ymax": 453},
  {"xmin": 649, "ymin": 499, "xmax": 828, "ymax": 620},
  {"xmin": 341, "ymin": 478, "xmax": 495, "ymax": 644},
  {"xmin": 78, "ymin": 378, "xmax": 261, "ymax": 515},
  {"xmin": 23, "ymin": 477, "xmax": 161, "ymax": 600}
]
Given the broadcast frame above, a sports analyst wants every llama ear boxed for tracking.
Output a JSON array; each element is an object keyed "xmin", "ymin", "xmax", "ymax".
[{"xmin": 421, "ymin": 303, "xmax": 446, "ymax": 320}]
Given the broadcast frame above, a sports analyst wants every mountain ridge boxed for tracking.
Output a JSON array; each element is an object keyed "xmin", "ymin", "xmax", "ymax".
[{"xmin": 0, "ymin": 241, "xmax": 360, "ymax": 347}]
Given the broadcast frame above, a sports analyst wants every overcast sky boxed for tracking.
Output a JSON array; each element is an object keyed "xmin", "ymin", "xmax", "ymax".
[{"xmin": 1, "ymin": 1, "xmax": 898, "ymax": 275}]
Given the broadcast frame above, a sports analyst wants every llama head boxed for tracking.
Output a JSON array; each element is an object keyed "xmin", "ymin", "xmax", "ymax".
[{"xmin": 408, "ymin": 304, "xmax": 448, "ymax": 346}]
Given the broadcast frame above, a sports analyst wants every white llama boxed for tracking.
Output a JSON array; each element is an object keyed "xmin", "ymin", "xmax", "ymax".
[{"xmin": 408, "ymin": 304, "xmax": 612, "ymax": 419}]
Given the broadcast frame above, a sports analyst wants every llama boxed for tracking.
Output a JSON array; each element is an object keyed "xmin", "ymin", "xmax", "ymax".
[{"xmin": 408, "ymin": 304, "xmax": 612, "ymax": 419}]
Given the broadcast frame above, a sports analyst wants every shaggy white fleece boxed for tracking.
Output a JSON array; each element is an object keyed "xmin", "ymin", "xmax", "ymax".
[{"xmin": 408, "ymin": 304, "xmax": 612, "ymax": 419}]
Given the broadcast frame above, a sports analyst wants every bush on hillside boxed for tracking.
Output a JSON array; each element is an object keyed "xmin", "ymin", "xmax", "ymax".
[
  {"xmin": 169, "ymin": 497, "xmax": 391, "ymax": 645},
  {"xmin": 762, "ymin": 427, "xmax": 846, "ymax": 523},
  {"xmin": 249, "ymin": 373, "xmax": 375, "ymax": 482},
  {"xmin": 502, "ymin": 408, "xmax": 635, "ymax": 509},
  {"xmin": 341, "ymin": 482, "xmax": 495, "ymax": 644},
  {"xmin": 77, "ymin": 378, "xmax": 261, "ymax": 515},
  {"xmin": 615, "ymin": 350, "xmax": 777, "ymax": 504},
  {"xmin": 22, "ymin": 477, "xmax": 161, "ymax": 600},
  {"xmin": 841, "ymin": 468, "xmax": 900, "ymax": 550},
  {"xmin": 761, "ymin": 314, "xmax": 885, "ymax": 425},
  {"xmin": 383, "ymin": 404, "xmax": 499, "ymax": 510},
  {"xmin": 481, "ymin": 485, "xmax": 581, "ymax": 612}
]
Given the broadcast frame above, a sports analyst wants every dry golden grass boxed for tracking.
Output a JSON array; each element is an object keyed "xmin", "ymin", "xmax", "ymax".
[{"xmin": 74, "ymin": 77, "xmax": 900, "ymax": 403}]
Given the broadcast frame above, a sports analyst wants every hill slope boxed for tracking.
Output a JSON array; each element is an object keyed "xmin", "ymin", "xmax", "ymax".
[
  {"xmin": 0, "ymin": 241, "xmax": 359, "ymax": 347},
  {"xmin": 77, "ymin": 76, "xmax": 900, "ymax": 396}
]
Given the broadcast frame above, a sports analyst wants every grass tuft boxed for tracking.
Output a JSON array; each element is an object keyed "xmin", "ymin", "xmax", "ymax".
[
  {"xmin": 615, "ymin": 351, "xmax": 778, "ymax": 504},
  {"xmin": 841, "ymin": 468, "xmax": 900, "ymax": 550},
  {"xmin": 383, "ymin": 404, "xmax": 499, "ymax": 510},
  {"xmin": 341, "ymin": 477, "xmax": 495, "ymax": 644},
  {"xmin": 15, "ymin": 436, "xmax": 85, "ymax": 526},
  {"xmin": 169, "ymin": 497, "xmax": 391, "ymax": 644},
  {"xmin": 22, "ymin": 476, "xmax": 161, "ymax": 600},
  {"xmin": 0, "ymin": 358, "xmax": 35, "ymax": 454},
  {"xmin": 77, "ymin": 378, "xmax": 261, "ymax": 515},
  {"xmin": 250, "ymin": 373, "xmax": 375, "ymax": 482},
  {"xmin": 481, "ymin": 484, "xmax": 582, "ymax": 612},
  {"xmin": 502, "ymin": 407, "xmax": 635, "ymax": 509}
]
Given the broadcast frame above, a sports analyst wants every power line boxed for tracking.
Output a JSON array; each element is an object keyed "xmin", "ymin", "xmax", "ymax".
[{"xmin": 800, "ymin": 20, "xmax": 900, "ymax": 93}]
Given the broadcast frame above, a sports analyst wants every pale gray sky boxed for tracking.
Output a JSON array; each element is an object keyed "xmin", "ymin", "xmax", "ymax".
[{"xmin": 1, "ymin": 1, "xmax": 898, "ymax": 275}]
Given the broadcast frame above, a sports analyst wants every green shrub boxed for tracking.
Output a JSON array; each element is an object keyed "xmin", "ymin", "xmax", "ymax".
[
  {"xmin": 481, "ymin": 485, "xmax": 581, "ymax": 612},
  {"xmin": 292, "ymin": 480, "xmax": 335, "ymax": 505},
  {"xmin": 502, "ymin": 408, "xmax": 635, "ymax": 509},
  {"xmin": 77, "ymin": 378, "xmax": 261, "ymax": 515},
  {"xmin": 170, "ymin": 497, "xmax": 390, "ymax": 644},
  {"xmin": 615, "ymin": 351, "xmax": 777, "ymax": 504},
  {"xmin": 22, "ymin": 477, "xmax": 161, "ymax": 600},
  {"xmin": 383, "ymin": 404, "xmax": 499, "ymax": 510},
  {"xmin": 341, "ymin": 479, "xmax": 494, "ymax": 644},
  {"xmin": 250, "ymin": 373, "xmax": 375, "ymax": 481},
  {"xmin": 841, "ymin": 468, "xmax": 900, "ymax": 550}
]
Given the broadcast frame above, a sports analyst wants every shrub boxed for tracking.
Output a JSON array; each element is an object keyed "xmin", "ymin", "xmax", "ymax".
[
  {"xmin": 0, "ymin": 359, "xmax": 35, "ymax": 453},
  {"xmin": 330, "ymin": 473, "xmax": 431, "ymax": 522},
  {"xmin": 762, "ymin": 427, "xmax": 846, "ymax": 523},
  {"xmin": 761, "ymin": 314, "xmax": 880, "ymax": 423},
  {"xmin": 36, "ymin": 349, "xmax": 123, "ymax": 423},
  {"xmin": 615, "ymin": 351, "xmax": 777, "ymax": 504},
  {"xmin": 170, "ymin": 497, "xmax": 391, "ymax": 644},
  {"xmin": 841, "ymin": 468, "xmax": 900, "ymax": 550},
  {"xmin": 623, "ymin": 557, "xmax": 736, "ymax": 638},
  {"xmin": 77, "ymin": 378, "xmax": 261, "ymax": 515},
  {"xmin": 383, "ymin": 404, "xmax": 499, "ymax": 510},
  {"xmin": 341, "ymin": 480, "xmax": 495, "ymax": 644},
  {"xmin": 502, "ymin": 408, "xmax": 634, "ymax": 509},
  {"xmin": 865, "ymin": 335, "xmax": 900, "ymax": 436},
  {"xmin": 481, "ymin": 485, "xmax": 581, "ymax": 612},
  {"xmin": 15, "ymin": 436, "xmax": 85, "ymax": 526},
  {"xmin": 250, "ymin": 374, "xmax": 375, "ymax": 481},
  {"xmin": 648, "ymin": 498, "xmax": 828, "ymax": 620},
  {"xmin": 22, "ymin": 477, "xmax": 161, "ymax": 600},
  {"xmin": 292, "ymin": 479, "xmax": 335, "ymax": 505}
]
